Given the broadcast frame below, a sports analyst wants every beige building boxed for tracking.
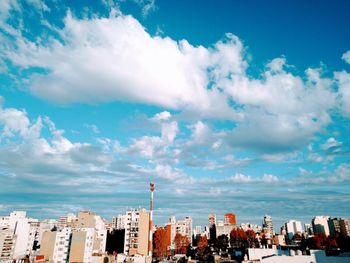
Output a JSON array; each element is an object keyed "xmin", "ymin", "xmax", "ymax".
[
  {"xmin": 71, "ymin": 211, "xmax": 107, "ymax": 253},
  {"xmin": 124, "ymin": 209, "xmax": 150, "ymax": 256},
  {"xmin": 69, "ymin": 228, "xmax": 94, "ymax": 263},
  {"xmin": 40, "ymin": 231, "xmax": 57, "ymax": 261}
]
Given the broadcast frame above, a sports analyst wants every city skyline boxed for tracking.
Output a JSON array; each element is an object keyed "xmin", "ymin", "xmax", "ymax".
[{"xmin": 0, "ymin": 0, "xmax": 350, "ymax": 229}]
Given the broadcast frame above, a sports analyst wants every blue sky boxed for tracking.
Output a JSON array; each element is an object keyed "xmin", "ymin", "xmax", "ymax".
[{"xmin": 0, "ymin": 0, "xmax": 350, "ymax": 229}]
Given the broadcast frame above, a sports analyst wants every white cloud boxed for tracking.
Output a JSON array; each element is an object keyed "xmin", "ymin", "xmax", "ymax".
[
  {"xmin": 4, "ymin": 12, "xmax": 239, "ymax": 120},
  {"xmin": 0, "ymin": 8, "xmax": 348, "ymax": 153},
  {"xmin": 322, "ymin": 137, "xmax": 342, "ymax": 151},
  {"xmin": 151, "ymin": 111, "xmax": 171, "ymax": 122},
  {"xmin": 230, "ymin": 173, "xmax": 252, "ymax": 183},
  {"xmin": 187, "ymin": 121, "xmax": 212, "ymax": 146},
  {"xmin": 342, "ymin": 50, "xmax": 350, "ymax": 64},
  {"xmin": 84, "ymin": 123, "xmax": 100, "ymax": 134},
  {"xmin": 261, "ymin": 173, "xmax": 279, "ymax": 183},
  {"xmin": 133, "ymin": 0, "xmax": 156, "ymax": 17},
  {"xmin": 334, "ymin": 71, "xmax": 350, "ymax": 117}
]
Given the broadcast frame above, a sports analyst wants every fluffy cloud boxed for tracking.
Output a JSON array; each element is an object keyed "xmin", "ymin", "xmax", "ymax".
[
  {"xmin": 3, "ymin": 12, "xmax": 238, "ymax": 120},
  {"xmin": 1, "ymin": 8, "xmax": 349, "ymax": 153},
  {"xmin": 334, "ymin": 71, "xmax": 350, "ymax": 117},
  {"xmin": 342, "ymin": 50, "xmax": 350, "ymax": 64},
  {"xmin": 322, "ymin": 137, "xmax": 342, "ymax": 151}
]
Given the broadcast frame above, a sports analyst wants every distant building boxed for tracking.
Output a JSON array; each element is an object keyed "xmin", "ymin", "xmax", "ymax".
[
  {"xmin": 194, "ymin": 225, "xmax": 202, "ymax": 236},
  {"xmin": 175, "ymin": 216, "xmax": 193, "ymax": 245},
  {"xmin": 274, "ymin": 234, "xmax": 286, "ymax": 246},
  {"xmin": 285, "ymin": 220, "xmax": 303, "ymax": 240},
  {"xmin": 312, "ymin": 216, "xmax": 330, "ymax": 236},
  {"xmin": 224, "ymin": 213, "xmax": 236, "ymax": 225},
  {"xmin": 166, "ymin": 215, "xmax": 193, "ymax": 248},
  {"xmin": 123, "ymin": 209, "xmax": 150, "ymax": 256},
  {"xmin": 0, "ymin": 228, "xmax": 16, "ymax": 260},
  {"xmin": 262, "ymin": 215, "xmax": 274, "ymax": 238},
  {"xmin": 40, "ymin": 227, "xmax": 71, "ymax": 262},
  {"xmin": 304, "ymin": 223, "xmax": 313, "ymax": 236},
  {"xmin": 328, "ymin": 218, "xmax": 341, "ymax": 237},
  {"xmin": 71, "ymin": 211, "xmax": 107, "ymax": 253},
  {"xmin": 240, "ymin": 223, "xmax": 262, "ymax": 233},
  {"xmin": 112, "ymin": 214, "xmax": 127, "ymax": 230},
  {"xmin": 69, "ymin": 228, "xmax": 94, "ymax": 263},
  {"xmin": 208, "ymin": 214, "xmax": 216, "ymax": 226},
  {"xmin": 339, "ymin": 219, "xmax": 350, "ymax": 237},
  {"xmin": 208, "ymin": 214, "xmax": 217, "ymax": 243}
]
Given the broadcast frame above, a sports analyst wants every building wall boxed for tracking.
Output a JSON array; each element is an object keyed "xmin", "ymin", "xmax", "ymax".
[
  {"xmin": 0, "ymin": 228, "xmax": 16, "ymax": 260},
  {"xmin": 339, "ymin": 219, "xmax": 350, "ymax": 237},
  {"xmin": 53, "ymin": 227, "xmax": 71, "ymax": 263},
  {"xmin": 40, "ymin": 231, "xmax": 57, "ymax": 261},
  {"xmin": 312, "ymin": 216, "xmax": 330, "ymax": 236},
  {"xmin": 137, "ymin": 211, "xmax": 150, "ymax": 256},
  {"xmin": 224, "ymin": 213, "xmax": 236, "ymax": 225},
  {"xmin": 13, "ymin": 218, "xmax": 30, "ymax": 259},
  {"xmin": 69, "ymin": 229, "xmax": 94, "ymax": 263}
]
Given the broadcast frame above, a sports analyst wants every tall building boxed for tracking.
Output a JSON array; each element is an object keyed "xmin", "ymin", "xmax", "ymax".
[
  {"xmin": 0, "ymin": 211, "xmax": 39, "ymax": 259},
  {"xmin": 40, "ymin": 227, "xmax": 72, "ymax": 262},
  {"xmin": 304, "ymin": 224, "xmax": 313, "ymax": 236},
  {"xmin": 0, "ymin": 228, "xmax": 16, "ymax": 260},
  {"xmin": 123, "ymin": 209, "xmax": 150, "ymax": 256},
  {"xmin": 69, "ymin": 228, "xmax": 94, "ymax": 263},
  {"xmin": 71, "ymin": 211, "xmax": 107, "ymax": 253},
  {"xmin": 224, "ymin": 213, "xmax": 236, "ymax": 225},
  {"xmin": 208, "ymin": 214, "xmax": 217, "ymax": 226},
  {"xmin": 208, "ymin": 214, "xmax": 217, "ymax": 243},
  {"xmin": 112, "ymin": 214, "xmax": 127, "ymax": 230},
  {"xmin": 312, "ymin": 216, "xmax": 330, "ymax": 236},
  {"xmin": 176, "ymin": 216, "xmax": 192, "ymax": 244},
  {"xmin": 285, "ymin": 220, "xmax": 303, "ymax": 240},
  {"xmin": 167, "ymin": 216, "xmax": 193, "ymax": 248},
  {"xmin": 339, "ymin": 219, "xmax": 350, "ymax": 238},
  {"xmin": 262, "ymin": 215, "xmax": 274, "ymax": 238},
  {"xmin": 194, "ymin": 226, "xmax": 202, "ymax": 236},
  {"xmin": 328, "ymin": 218, "xmax": 341, "ymax": 237}
]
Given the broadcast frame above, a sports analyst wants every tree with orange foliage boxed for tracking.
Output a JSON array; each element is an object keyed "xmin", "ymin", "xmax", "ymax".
[
  {"xmin": 153, "ymin": 227, "xmax": 169, "ymax": 259},
  {"xmin": 196, "ymin": 235, "xmax": 208, "ymax": 259},
  {"xmin": 174, "ymin": 233, "xmax": 190, "ymax": 254},
  {"xmin": 230, "ymin": 228, "xmax": 248, "ymax": 248},
  {"xmin": 246, "ymin": 230, "xmax": 258, "ymax": 248}
]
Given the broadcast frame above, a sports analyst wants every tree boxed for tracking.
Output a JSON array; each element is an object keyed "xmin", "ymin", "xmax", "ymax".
[
  {"xmin": 216, "ymin": 234, "xmax": 229, "ymax": 251},
  {"xmin": 260, "ymin": 233, "xmax": 268, "ymax": 248},
  {"xmin": 174, "ymin": 233, "xmax": 190, "ymax": 254},
  {"xmin": 246, "ymin": 230, "xmax": 258, "ymax": 248},
  {"xmin": 196, "ymin": 235, "xmax": 209, "ymax": 259},
  {"xmin": 153, "ymin": 227, "xmax": 169, "ymax": 259},
  {"xmin": 230, "ymin": 228, "xmax": 248, "ymax": 249}
]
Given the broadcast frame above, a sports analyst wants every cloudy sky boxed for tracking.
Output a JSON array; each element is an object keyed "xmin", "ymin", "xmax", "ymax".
[{"xmin": 0, "ymin": 0, "xmax": 349, "ymax": 229}]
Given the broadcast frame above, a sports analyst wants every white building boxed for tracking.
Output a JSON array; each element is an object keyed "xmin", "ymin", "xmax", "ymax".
[
  {"xmin": 123, "ymin": 209, "xmax": 150, "ymax": 256},
  {"xmin": 312, "ymin": 216, "xmax": 330, "ymax": 236},
  {"xmin": 263, "ymin": 215, "xmax": 274, "ymax": 238},
  {"xmin": 112, "ymin": 214, "xmax": 127, "ymax": 230},
  {"xmin": 285, "ymin": 220, "xmax": 303, "ymax": 240},
  {"xmin": 52, "ymin": 227, "xmax": 72, "ymax": 263},
  {"xmin": 241, "ymin": 223, "xmax": 262, "ymax": 233},
  {"xmin": 69, "ymin": 228, "xmax": 94, "ymax": 263},
  {"xmin": 0, "ymin": 211, "xmax": 39, "ymax": 260},
  {"xmin": 175, "ymin": 216, "xmax": 193, "ymax": 245},
  {"xmin": 193, "ymin": 226, "xmax": 202, "ymax": 236},
  {"xmin": 167, "ymin": 216, "xmax": 193, "ymax": 248}
]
